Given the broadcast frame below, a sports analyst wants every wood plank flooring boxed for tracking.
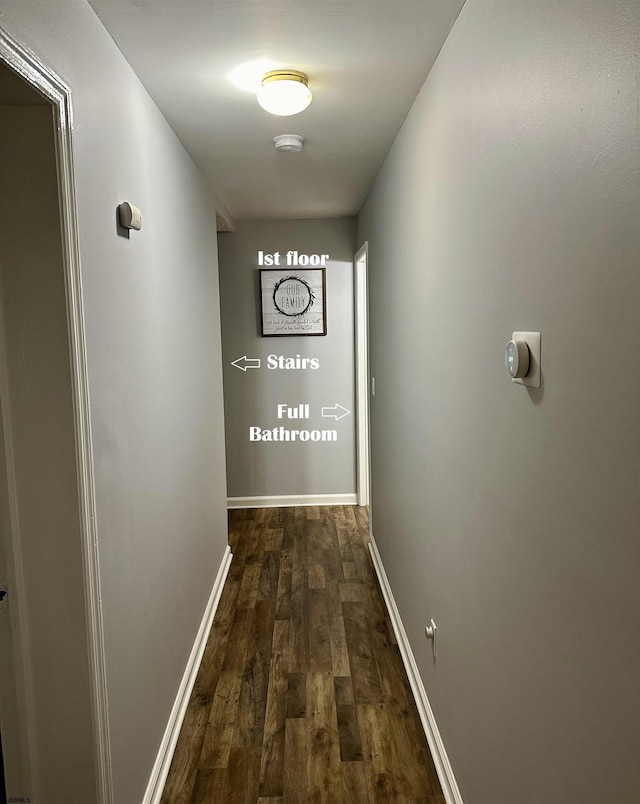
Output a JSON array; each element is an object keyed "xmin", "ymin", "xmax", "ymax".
[{"xmin": 161, "ymin": 506, "xmax": 444, "ymax": 803}]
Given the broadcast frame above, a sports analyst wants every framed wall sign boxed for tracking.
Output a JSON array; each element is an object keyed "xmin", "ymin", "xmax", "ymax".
[{"xmin": 260, "ymin": 268, "xmax": 327, "ymax": 336}]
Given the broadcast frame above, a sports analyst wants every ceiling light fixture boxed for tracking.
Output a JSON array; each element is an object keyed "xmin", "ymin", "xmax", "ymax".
[
  {"xmin": 274, "ymin": 134, "xmax": 304, "ymax": 153},
  {"xmin": 257, "ymin": 70, "xmax": 312, "ymax": 116}
]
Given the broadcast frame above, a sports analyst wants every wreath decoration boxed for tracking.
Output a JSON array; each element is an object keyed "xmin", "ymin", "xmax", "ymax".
[{"xmin": 272, "ymin": 275, "xmax": 315, "ymax": 317}]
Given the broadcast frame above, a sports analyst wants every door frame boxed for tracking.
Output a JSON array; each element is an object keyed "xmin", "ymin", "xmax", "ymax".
[
  {"xmin": 0, "ymin": 28, "xmax": 113, "ymax": 803},
  {"xmin": 354, "ymin": 242, "xmax": 371, "ymax": 508}
]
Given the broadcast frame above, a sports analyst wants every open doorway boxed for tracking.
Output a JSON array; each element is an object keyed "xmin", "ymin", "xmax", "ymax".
[
  {"xmin": 354, "ymin": 242, "xmax": 371, "ymax": 511},
  {"xmin": 0, "ymin": 56, "xmax": 55, "ymax": 801},
  {"xmin": 0, "ymin": 33, "xmax": 112, "ymax": 803}
]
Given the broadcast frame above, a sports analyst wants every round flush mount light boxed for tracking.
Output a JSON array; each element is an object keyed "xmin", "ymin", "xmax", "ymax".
[
  {"xmin": 257, "ymin": 70, "xmax": 312, "ymax": 116},
  {"xmin": 274, "ymin": 134, "xmax": 304, "ymax": 153}
]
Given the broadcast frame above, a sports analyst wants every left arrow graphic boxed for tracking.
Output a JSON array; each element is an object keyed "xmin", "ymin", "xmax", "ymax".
[{"xmin": 231, "ymin": 356, "xmax": 261, "ymax": 372}]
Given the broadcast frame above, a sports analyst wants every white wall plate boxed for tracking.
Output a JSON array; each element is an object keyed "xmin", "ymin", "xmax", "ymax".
[{"xmin": 512, "ymin": 331, "xmax": 541, "ymax": 388}]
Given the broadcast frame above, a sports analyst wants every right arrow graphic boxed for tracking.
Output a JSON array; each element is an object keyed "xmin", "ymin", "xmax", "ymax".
[{"xmin": 321, "ymin": 403, "xmax": 351, "ymax": 421}]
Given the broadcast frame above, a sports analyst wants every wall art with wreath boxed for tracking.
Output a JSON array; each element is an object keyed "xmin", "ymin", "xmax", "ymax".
[{"xmin": 259, "ymin": 268, "xmax": 327, "ymax": 336}]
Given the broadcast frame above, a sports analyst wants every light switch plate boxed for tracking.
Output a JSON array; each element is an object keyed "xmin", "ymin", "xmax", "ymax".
[{"xmin": 512, "ymin": 331, "xmax": 541, "ymax": 388}]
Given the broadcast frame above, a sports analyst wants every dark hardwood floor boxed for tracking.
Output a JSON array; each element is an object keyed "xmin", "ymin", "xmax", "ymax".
[{"xmin": 161, "ymin": 505, "xmax": 445, "ymax": 803}]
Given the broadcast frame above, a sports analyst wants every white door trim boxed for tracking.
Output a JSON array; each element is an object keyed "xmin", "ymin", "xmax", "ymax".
[
  {"xmin": 354, "ymin": 242, "xmax": 370, "ymax": 507},
  {"xmin": 0, "ymin": 28, "xmax": 113, "ymax": 803}
]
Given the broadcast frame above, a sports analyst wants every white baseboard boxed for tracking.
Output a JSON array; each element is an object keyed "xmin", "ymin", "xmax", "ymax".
[
  {"xmin": 142, "ymin": 544, "xmax": 233, "ymax": 804},
  {"xmin": 227, "ymin": 493, "xmax": 358, "ymax": 509},
  {"xmin": 369, "ymin": 534, "xmax": 464, "ymax": 804}
]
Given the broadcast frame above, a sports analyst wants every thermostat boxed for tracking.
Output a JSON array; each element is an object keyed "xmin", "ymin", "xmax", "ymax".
[
  {"xmin": 505, "ymin": 339, "xmax": 530, "ymax": 379},
  {"xmin": 506, "ymin": 331, "xmax": 541, "ymax": 388}
]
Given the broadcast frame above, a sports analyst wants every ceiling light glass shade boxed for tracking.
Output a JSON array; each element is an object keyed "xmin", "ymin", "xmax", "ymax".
[{"xmin": 257, "ymin": 70, "xmax": 312, "ymax": 116}]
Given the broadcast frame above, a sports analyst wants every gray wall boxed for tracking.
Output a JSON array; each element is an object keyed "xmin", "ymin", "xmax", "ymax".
[
  {"xmin": 218, "ymin": 218, "xmax": 357, "ymax": 500},
  {"xmin": 357, "ymin": 2, "xmax": 640, "ymax": 803},
  {"xmin": 1, "ymin": 3, "xmax": 228, "ymax": 802},
  {"xmin": 0, "ymin": 103, "xmax": 95, "ymax": 803}
]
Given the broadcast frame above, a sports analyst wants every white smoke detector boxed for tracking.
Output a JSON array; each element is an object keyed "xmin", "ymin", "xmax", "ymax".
[{"xmin": 274, "ymin": 134, "xmax": 304, "ymax": 153}]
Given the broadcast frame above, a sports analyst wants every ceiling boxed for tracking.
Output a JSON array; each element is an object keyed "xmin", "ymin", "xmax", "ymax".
[{"xmin": 87, "ymin": 0, "xmax": 465, "ymax": 222}]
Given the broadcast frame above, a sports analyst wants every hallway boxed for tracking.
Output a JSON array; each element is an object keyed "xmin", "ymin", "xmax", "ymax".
[
  {"xmin": 161, "ymin": 506, "xmax": 443, "ymax": 803},
  {"xmin": 1, "ymin": 3, "xmax": 638, "ymax": 801}
]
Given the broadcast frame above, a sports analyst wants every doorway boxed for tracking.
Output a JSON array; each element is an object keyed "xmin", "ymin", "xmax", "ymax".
[
  {"xmin": 0, "ymin": 33, "xmax": 112, "ymax": 803},
  {"xmin": 354, "ymin": 242, "xmax": 371, "ymax": 510},
  {"xmin": 0, "ymin": 57, "xmax": 55, "ymax": 802}
]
